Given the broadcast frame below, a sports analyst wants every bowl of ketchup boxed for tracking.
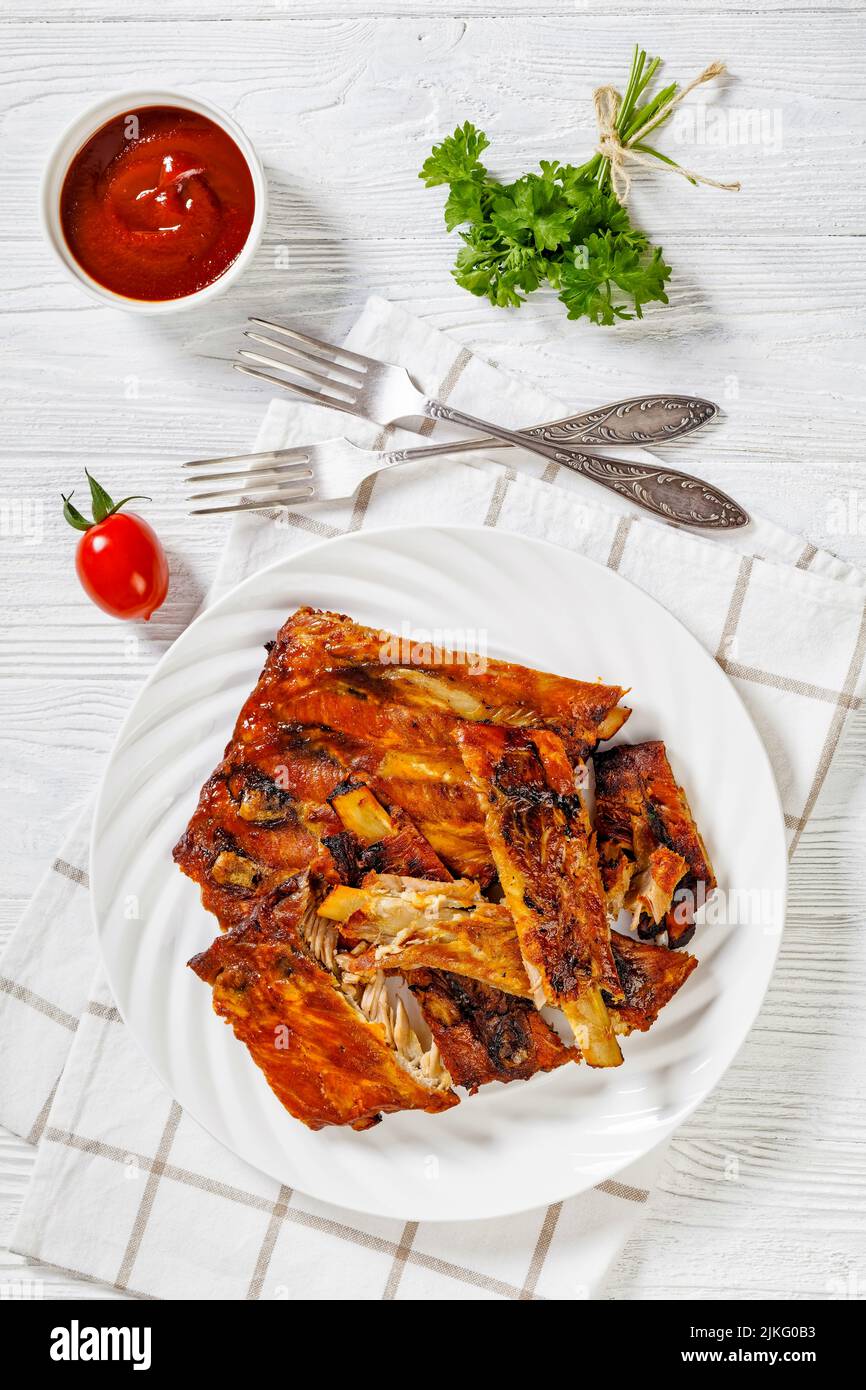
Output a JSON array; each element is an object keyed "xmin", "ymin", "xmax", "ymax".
[{"xmin": 42, "ymin": 91, "xmax": 266, "ymax": 311}]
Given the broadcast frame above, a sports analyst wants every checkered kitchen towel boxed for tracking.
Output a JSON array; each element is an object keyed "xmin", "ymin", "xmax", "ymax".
[{"xmin": 2, "ymin": 297, "xmax": 865, "ymax": 1300}]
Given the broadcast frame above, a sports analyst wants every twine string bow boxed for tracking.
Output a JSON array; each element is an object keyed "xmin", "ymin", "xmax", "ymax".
[{"xmin": 594, "ymin": 61, "xmax": 742, "ymax": 203}]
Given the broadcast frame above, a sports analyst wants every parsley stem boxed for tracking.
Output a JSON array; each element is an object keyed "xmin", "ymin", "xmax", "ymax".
[
  {"xmin": 626, "ymin": 81, "xmax": 679, "ymax": 144},
  {"xmin": 616, "ymin": 45, "xmax": 644, "ymax": 135},
  {"xmin": 597, "ymin": 46, "xmax": 674, "ymax": 193}
]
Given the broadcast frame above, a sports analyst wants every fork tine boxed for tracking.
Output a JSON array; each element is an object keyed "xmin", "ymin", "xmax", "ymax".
[
  {"xmin": 188, "ymin": 476, "xmax": 316, "ymax": 502},
  {"xmin": 248, "ymin": 317, "xmax": 372, "ymax": 370},
  {"xmin": 190, "ymin": 487, "xmax": 316, "ymax": 516},
  {"xmin": 232, "ymin": 362, "xmax": 359, "ymax": 415},
  {"xmin": 244, "ymin": 331, "xmax": 366, "ymax": 387},
  {"xmin": 186, "ymin": 462, "xmax": 314, "ymax": 486},
  {"xmin": 237, "ymin": 350, "xmax": 357, "ymax": 404},
  {"xmin": 183, "ymin": 447, "xmax": 311, "ymax": 471},
  {"xmin": 242, "ymin": 333, "xmax": 363, "ymax": 391}
]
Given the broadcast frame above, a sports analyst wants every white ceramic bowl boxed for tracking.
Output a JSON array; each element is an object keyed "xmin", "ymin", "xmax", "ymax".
[{"xmin": 40, "ymin": 89, "xmax": 267, "ymax": 314}]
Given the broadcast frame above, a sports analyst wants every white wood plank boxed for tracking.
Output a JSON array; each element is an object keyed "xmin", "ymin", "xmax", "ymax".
[
  {"xmin": 1, "ymin": 16, "xmax": 864, "ymax": 236},
  {"xmin": 5, "ymin": 2, "xmax": 863, "ymax": 17}
]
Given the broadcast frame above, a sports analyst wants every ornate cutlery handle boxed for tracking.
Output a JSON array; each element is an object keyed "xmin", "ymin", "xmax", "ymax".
[
  {"xmin": 551, "ymin": 451, "xmax": 748, "ymax": 527},
  {"xmin": 405, "ymin": 393, "xmax": 718, "ymax": 458},
  {"xmin": 525, "ymin": 394, "xmax": 717, "ymax": 447},
  {"xmin": 423, "ymin": 401, "xmax": 748, "ymax": 529}
]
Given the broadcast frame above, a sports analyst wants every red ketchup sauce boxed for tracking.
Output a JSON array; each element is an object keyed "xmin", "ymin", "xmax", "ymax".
[{"xmin": 59, "ymin": 105, "xmax": 256, "ymax": 301}]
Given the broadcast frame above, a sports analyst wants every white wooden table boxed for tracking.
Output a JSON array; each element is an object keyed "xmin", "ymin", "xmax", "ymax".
[{"xmin": 2, "ymin": 2, "xmax": 865, "ymax": 1300}]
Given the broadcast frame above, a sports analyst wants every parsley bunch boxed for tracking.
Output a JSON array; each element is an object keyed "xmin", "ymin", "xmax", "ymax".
[{"xmin": 420, "ymin": 46, "xmax": 684, "ymax": 325}]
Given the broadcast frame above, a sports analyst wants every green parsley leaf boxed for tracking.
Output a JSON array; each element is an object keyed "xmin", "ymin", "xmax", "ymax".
[
  {"xmin": 443, "ymin": 179, "xmax": 486, "ymax": 231},
  {"xmin": 419, "ymin": 121, "xmax": 490, "ymax": 188},
  {"xmin": 558, "ymin": 232, "xmax": 671, "ymax": 324},
  {"xmin": 490, "ymin": 178, "xmax": 575, "ymax": 252}
]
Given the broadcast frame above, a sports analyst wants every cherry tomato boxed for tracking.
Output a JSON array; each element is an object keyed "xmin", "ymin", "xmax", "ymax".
[{"xmin": 62, "ymin": 472, "xmax": 169, "ymax": 621}]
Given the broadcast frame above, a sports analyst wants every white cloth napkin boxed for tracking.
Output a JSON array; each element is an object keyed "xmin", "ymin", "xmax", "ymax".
[{"xmin": 2, "ymin": 297, "xmax": 865, "ymax": 1301}]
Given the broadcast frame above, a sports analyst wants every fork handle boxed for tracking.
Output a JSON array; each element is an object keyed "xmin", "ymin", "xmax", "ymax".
[
  {"xmin": 435, "ymin": 394, "xmax": 717, "ymax": 452},
  {"xmin": 422, "ymin": 401, "xmax": 749, "ymax": 530},
  {"xmin": 520, "ymin": 393, "xmax": 717, "ymax": 447}
]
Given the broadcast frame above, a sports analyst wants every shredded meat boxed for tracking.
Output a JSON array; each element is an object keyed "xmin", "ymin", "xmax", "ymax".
[{"xmin": 323, "ymin": 873, "xmax": 697, "ymax": 1043}]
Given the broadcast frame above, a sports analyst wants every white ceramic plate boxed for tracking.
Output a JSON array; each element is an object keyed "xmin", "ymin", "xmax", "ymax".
[{"xmin": 91, "ymin": 525, "xmax": 786, "ymax": 1222}]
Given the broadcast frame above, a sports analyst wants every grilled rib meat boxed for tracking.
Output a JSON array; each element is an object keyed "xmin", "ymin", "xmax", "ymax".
[
  {"xmin": 173, "ymin": 735, "xmax": 348, "ymax": 930},
  {"xmin": 175, "ymin": 603, "xmax": 629, "ymax": 901},
  {"xmin": 322, "ymin": 876, "xmax": 531, "ymax": 998},
  {"xmin": 324, "ymin": 873, "xmax": 696, "ymax": 1041},
  {"xmin": 187, "ymin": 757, "xmax": 571, "ymax": 1104},
  {"xmin": 324, "ymin": 774, "xmax": 451, "ymax": 884},
  {"xmin": 594, "ymin": 741, "xmax": 715, "ymax": 949},
  {"xmin": 175, "ymin": 607, "xmax": 629, "ymax": 888},
  {"xmin": 605, "ymin": 931, "xmax": 698, "ymax": 1036},
  {"xmin": 319, "ymin": 786, "xmax": 573, "ymax": 1092},
  {"xmin": 406, "ymin": 969, "xmax": 571, "ymax": 1095},
  {"xmin": 172, "ymin": 729, "xmax": 449, "ymax": 931},
  {"xmin": 457, "ymin": 724, "xmax": 623, "ymax": 1067},
  {"xmin": 178, "ymin": 606, "xmax": 638, "ymax": 1120},
  {"xmin": 188, "ymin": 873, "xmax": 457, "ymax": 1131},
  {"xmin": 272, "ymin": 607, "xmax": 630, "ymax": 760}
]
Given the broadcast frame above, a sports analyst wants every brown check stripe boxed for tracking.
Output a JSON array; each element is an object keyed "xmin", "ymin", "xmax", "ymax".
[
  {"xmin": 787, "ymin": 604, "xmax": 866, "ymax": 856},
  {"xmin": 41, "ymin": 1117, "xmax": 550, "ymax": 1299},
  {"xmin": 37, "ymin": 1008, "xmax": 648, "ymax": 1302},
  {"xmin": 116, "ymin": 1103, "xmax": 183, "ymax": 1291},
  {"xmin": 606, "ymin": 516, "xmax": 633, "ymax": 571},
  {"xmin": 40, "ymin": 1050, "xmax": 645, "ymax": 1302},
  {"xmin": 0, "ymin": 976, "xmax": 78, "ymax": 1033},
  {"xmin": 26, "ymin": 1075, "xmax": 61, "ymax": 1147},
  {"xmin": 796, "ymin": 542, "xmax": 818, "ymax": 571},
  {"xmin": 246, "ymin": 1184, "xmax": 293, "ymax": 1300},
  {"xmin": 52, "ymin": 857, "xmax": 90, "ymax": 888},
  {"xmin": 520, "ymin": 1201, "xmax": 563, "ymax": 1299},
  {"xmin": 483, "ymin": 467, "xmax": 516, "ymax": 527},
  {"xmin": 382, "ymin": 1221, "xmax": 419, "ymax": 1300},
  {"xmin": 708, "ymin": 555, "xmax": 866, "ymax": 856}
]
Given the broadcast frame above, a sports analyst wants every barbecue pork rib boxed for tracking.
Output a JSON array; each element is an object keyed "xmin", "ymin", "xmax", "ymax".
[
  {"xmin": 457, "ymin": 724, "xmax": 623, "ymax": 1067},
  {"xmin": 274, "ymin": 605, "xmax": 630, "ymax": 878},
  {"xmin": 323, "ymin": 773, "xmax": 451, "ymax": 884},
  {"xmin": 405, "ymin": 969, "xmax": 571, "ymax": 1095},
  {"xmin": 186, "ymin": 762, "xmax": 571, "ymax": 1103},
  {"xmin": 177, "ymin": 606, "xmax": 631, "ymax": 1112},
  {"xmin": 188, "ymin": 873, "xmax": 458, "ymax": 1131},
  {"xmin": 173, "ymin": 734, "xmax": 346, "ymax": 930},
  {"xmin": 605, "ymin": 931, "xmax": 698, "ymax": 1036},
  {"xmin": 594, "ymin": 741, "xmax": 715, "ymax": 949},
  {"xmin": 324, "ymin": 873, "xmax": 697, "ymax": 1039},
  {"xmin": 270, "ymin": 608, "xmax": 630, "ymax": 761},
  {"xmin": 174, "ymin": 607, "xmax": 630, "ymax": 896},
  {"xmin": 320, "ymin": 784, "xmax": 574, "ymax": 1092}
]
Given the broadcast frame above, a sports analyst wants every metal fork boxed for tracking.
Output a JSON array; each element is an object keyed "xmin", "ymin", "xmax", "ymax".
[
  {"xmin": 185, "ymin": 435, "xmax": 482, "ymax": 514},
  {"xmin": 187, "ymin": 389, "xmax": 724, "ymax": 513},
  {"xmin": 232, "ymin": 317, "xmax": 749, "ymax": 528},
  {"xmin": 186, "ymin": 390, "xmax": 723, "ymax": 514}
]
